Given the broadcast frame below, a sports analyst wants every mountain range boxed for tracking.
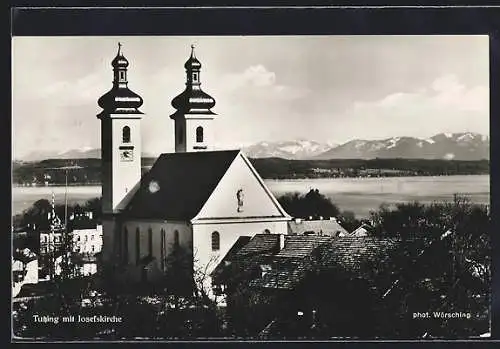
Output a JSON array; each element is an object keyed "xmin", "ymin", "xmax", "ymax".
[{"xmin": 15, "ymin": 132, "xmax": 489, "ymax": 162}]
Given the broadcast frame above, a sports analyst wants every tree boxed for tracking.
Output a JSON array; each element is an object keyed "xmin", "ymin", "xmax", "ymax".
[
  {"xmin": 337, "ymin": 210, "xmax": 361, "ymax": 232},
  {"xmin": 278, "ymin": 189, "xmax": 340, "ymax": 219},
  {"xmin": 367, "ymin": 194, "xmax": 490, "ymax": 337}
]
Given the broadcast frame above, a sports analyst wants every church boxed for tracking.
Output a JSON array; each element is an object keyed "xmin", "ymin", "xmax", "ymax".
[{"xmin": 97, "ymin": 43, "xmax": 291, "ymax": 293}]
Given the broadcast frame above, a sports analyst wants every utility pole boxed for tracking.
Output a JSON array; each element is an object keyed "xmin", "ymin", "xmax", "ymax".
[{"xmin": 46, "ymin": 163, "xmax": 83, "ymax": 281}]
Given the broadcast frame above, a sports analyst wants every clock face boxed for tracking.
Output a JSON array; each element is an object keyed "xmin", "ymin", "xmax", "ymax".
[{"xmin": 120, "ymin": 149, "xmax": 134, "ymax": 162}]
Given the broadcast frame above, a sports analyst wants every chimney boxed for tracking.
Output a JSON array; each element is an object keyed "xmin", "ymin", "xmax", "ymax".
[
  {"xmin": 329, "ymin": 217, "xmax": 336, "ymax": 221},
  {"xmin": 88, "ymin": 212, "xmax": 93, "ymax": 220},
  {"xmin": 319, "ymin": 216, "xmax": 323, "ymax": 220},
  {"xmin": 308, "ymin": 216, "xmax": 313, "ymax": 220},
  {"xmin": 294, "ymin": 218, "xmax": 302, "ymax": 224},
  {"xmin": 279, "ymin": 234, "xmax": 285, "ymax": 250}
]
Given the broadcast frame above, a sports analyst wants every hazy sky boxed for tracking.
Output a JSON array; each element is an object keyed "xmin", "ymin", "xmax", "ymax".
[{"xmin": 12, "ymin": 35, "xmax": 489, "ymax": 158}]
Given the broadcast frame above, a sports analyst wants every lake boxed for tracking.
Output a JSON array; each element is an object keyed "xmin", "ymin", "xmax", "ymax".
[{"xmin": 12, "ymin": 175, "xmax": 490, "ymax": 219}]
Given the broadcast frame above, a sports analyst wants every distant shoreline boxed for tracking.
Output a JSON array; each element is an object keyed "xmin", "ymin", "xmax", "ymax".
[{"xmin": 11, "ymin": 173, "xmax": 490, "ymax": 188}]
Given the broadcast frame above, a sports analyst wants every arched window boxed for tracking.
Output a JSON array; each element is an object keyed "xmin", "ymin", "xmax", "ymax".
[
  {"xmin": 174, "ymin": 230, "xmax": 180, "ymax": 248},
  {"xmin": 122, "ymin": 126, "xmax": 131, "ymax": 143},
  {"xmin": 148, "ymin": 228, "xmax": 153, "ymax": 257},
  {"xmin": 160, "ymin": 229, "xmax": 166, "ymax": 271},
  {"xmin": 211, "ymin": 231, "xmax": 220, "ymax": 251},
  {"xmin": 135, "ymin": 228, "xmax": 140, "ymax": 265},
  {"xmin": 123, "ymin": 227, "xmax": 129, "ymax": 263},
  {"xmin": 196, "ymin": 126, "xmax": 204, "ymax": 143}
]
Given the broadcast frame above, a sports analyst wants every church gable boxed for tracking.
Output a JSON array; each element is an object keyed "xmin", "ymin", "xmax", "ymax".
[{"xmin": 193, "ymin": 152, "xmax": 290, "ymax": 221}]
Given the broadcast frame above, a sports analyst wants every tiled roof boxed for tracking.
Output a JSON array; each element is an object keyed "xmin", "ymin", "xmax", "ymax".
[
  {"xmin": 216, "ymin": 232, "xmax": 427, "ymax": 292},
  {"xmin": 249, "ymin": 257, "xmax": 311, "ymax": 290},
  {"xmin": 317, "ymin": 237, "xmax": 401, "ymax": 273},
  {"xmin": 124, "ymin": 150, "xmax": 239, "ymax": 220},
  {"xmin": 276, "ymin": 235, "xmax": 333, "ymax": 258},
  {"xmin": 211, "ymin": 236, "xmax": 251, "ymax": 279},
  {"xmin": 235, "ymin": 234, "xmax": 281, "ymax": 258},
  {"xmin": 69, "ymin": 219, "xmax": 98, "ymax": 231},
  {"xmin": 287, "ymin": 219, "xmax": 348, "ymax": 236}
]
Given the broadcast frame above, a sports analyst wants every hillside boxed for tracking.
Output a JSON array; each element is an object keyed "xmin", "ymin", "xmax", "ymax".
[{"xmin": 12, "ymin": 157, "xmax": 490, "ymax": 185}]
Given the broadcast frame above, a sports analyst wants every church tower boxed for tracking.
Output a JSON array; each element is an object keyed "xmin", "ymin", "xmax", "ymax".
[
  {"xmin": 97, "ymin": 43, "xmax": 144, "ymax": 214},
  {"xmin": 170, "ymin": 45, "xmax": 217, "ymax": 153}
]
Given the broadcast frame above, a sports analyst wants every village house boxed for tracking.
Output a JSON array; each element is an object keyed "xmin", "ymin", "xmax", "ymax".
[
  {"xmin": 12, "ymin": 248, "xmax": 38, "ymax": 298},
  {"xmin": 210, "ymin": 233, "xmax": 451, "ymax": 338}
]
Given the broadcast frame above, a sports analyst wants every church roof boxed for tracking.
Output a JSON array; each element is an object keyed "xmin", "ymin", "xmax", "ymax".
[{"xmin": 124, "ymin": 150, "xmax": 240, "ymax": 220}]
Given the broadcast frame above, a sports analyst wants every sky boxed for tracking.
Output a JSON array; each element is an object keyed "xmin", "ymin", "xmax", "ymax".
[{"xmin": 12, "ymin": 35, "xmax": 489, "ymax": 158}]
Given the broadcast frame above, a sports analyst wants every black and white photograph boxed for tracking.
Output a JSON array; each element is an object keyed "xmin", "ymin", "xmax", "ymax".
[{"xmin": 11, "ymin": 34, "xmax": 491, "ymax": 340}]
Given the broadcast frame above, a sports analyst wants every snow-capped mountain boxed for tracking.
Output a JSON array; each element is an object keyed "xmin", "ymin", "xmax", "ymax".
[
  {"xmin": 242, "ymin": 140, "xmax": 337, "ymax": 160},
  {"xmin": 315, "ymin": 132, "xmax": 489, "ymax": 160}
]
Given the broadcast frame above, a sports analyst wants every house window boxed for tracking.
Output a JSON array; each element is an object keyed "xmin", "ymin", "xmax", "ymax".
[
  {"xmin": 135, "ymin": 228, "xmax": 140, "ymax": 265},
  {"xmin": 77, "ymin": 236, "xmax": 81, "ymax": 242},
  {"xmin": 196, "ymin": 126, "xmax": 203, "ymax": 143},
  {"xmin": 123, "ymin": 227, "xmax": 129, "ymax": 263},
  {"xmin": 211, "ymin": 231, "xmax": 220, "ymax": 251},
  {"xmin": 91, "ymin": 245, "xmax": 95, "ymax": 252},
  {"xmin": 122, "ymin": 126, "xmax": 131, "ymax": 143},
  {"xmin": 174, "ymin": 230, "xmax": 180, "ymax": 248},
  {"xmin": 148, "ymin": 228, "xmax": 153, "ymax": 257},
  {"xmin": 91, "ymin": 235, "xmax": 95, "ymax": 240},
  {"xmin": 161, "ymin": 229, "xmax": 166, "ymax": 271},
  {"xmin": 85, "ymin": 235, "xmax": 88, "ymax": 242}
]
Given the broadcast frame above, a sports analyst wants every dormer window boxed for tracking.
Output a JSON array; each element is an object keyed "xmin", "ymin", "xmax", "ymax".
[{"xmin": 260, "ymin": 264, "xmax": 272, "ymax": 277}]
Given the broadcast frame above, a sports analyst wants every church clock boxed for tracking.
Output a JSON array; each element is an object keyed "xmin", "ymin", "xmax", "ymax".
[{"xmin": 120, "ymin": 147, "xmax": 134, "ymax": 162}]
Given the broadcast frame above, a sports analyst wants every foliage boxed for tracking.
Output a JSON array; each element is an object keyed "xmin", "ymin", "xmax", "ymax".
[
  {"xmin": 220, "ymin": 194, "xmax": 490, "ymax": 339},
  {"xmin": 277, "ymin": 189, "xmax": 340, "ymax": 220}
]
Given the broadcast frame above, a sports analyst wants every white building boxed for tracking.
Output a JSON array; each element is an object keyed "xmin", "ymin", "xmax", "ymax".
[
  {"xmin": 72, "ymin": 224, "xmax": 103, "ymax": 255},
  {"xmin": 97, "ymin": 44, "xmax": 291, "ymax": 293},
  {"xmin": 12, "ymin": 248, "xmax": 38, "ymax": 297}
]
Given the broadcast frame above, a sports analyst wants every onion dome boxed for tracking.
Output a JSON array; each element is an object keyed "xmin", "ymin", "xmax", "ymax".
[
  {"xmin": 111, "ymin": 43, "xmax": 129, "ymax": 68},
  {"xmin": 170, "ymin": 45, "xmax": 216, "ymax": 118},
  {"xmin": 171, "ymin": 89, "xmax": 215, "ymax": 114},
  {"xmin": 97, "ymin": 43, "xmax": 144, "ymax": 117},
  {"xmin": 184, "ymin": 45, "xmax": 202, "ymax": 70},
  {"xmin": 98, "ymin": 87, "xmax": 143, "ymax": 112}
]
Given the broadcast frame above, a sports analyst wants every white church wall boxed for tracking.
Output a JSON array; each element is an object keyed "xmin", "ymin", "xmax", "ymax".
[
  {"xmin": 110, "ymin": 117, "xmax": 142, "ymax": 211},
  {"xmin": 184, "ymin": 117, "xmax": 215, "ymax": 152},
  {"xmin": 195, "ymin": 153, "xmax": 288, "ymax": 220}
]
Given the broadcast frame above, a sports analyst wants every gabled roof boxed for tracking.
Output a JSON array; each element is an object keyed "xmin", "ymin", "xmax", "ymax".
[
  {"xmin": 276, "ymin": 235, "xmax": 333, "ymax": 258},
  {"xmin": 350, "ymin": 223, "xmax": 373, "ymax": 237},
  {"xmin": 124, "ymin": 150, "xmax": 240, "ymax": 220},
  {"xmin": 287, "ymin": 219, "xmax": 349, "ymax": 237},
  {"xmin": 317, "ymin": 237, "xmax": 402, "ymax": 273},
  {"xmin": 235, "ymin": 234, "xmax": 281, "ymax": 258}
]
